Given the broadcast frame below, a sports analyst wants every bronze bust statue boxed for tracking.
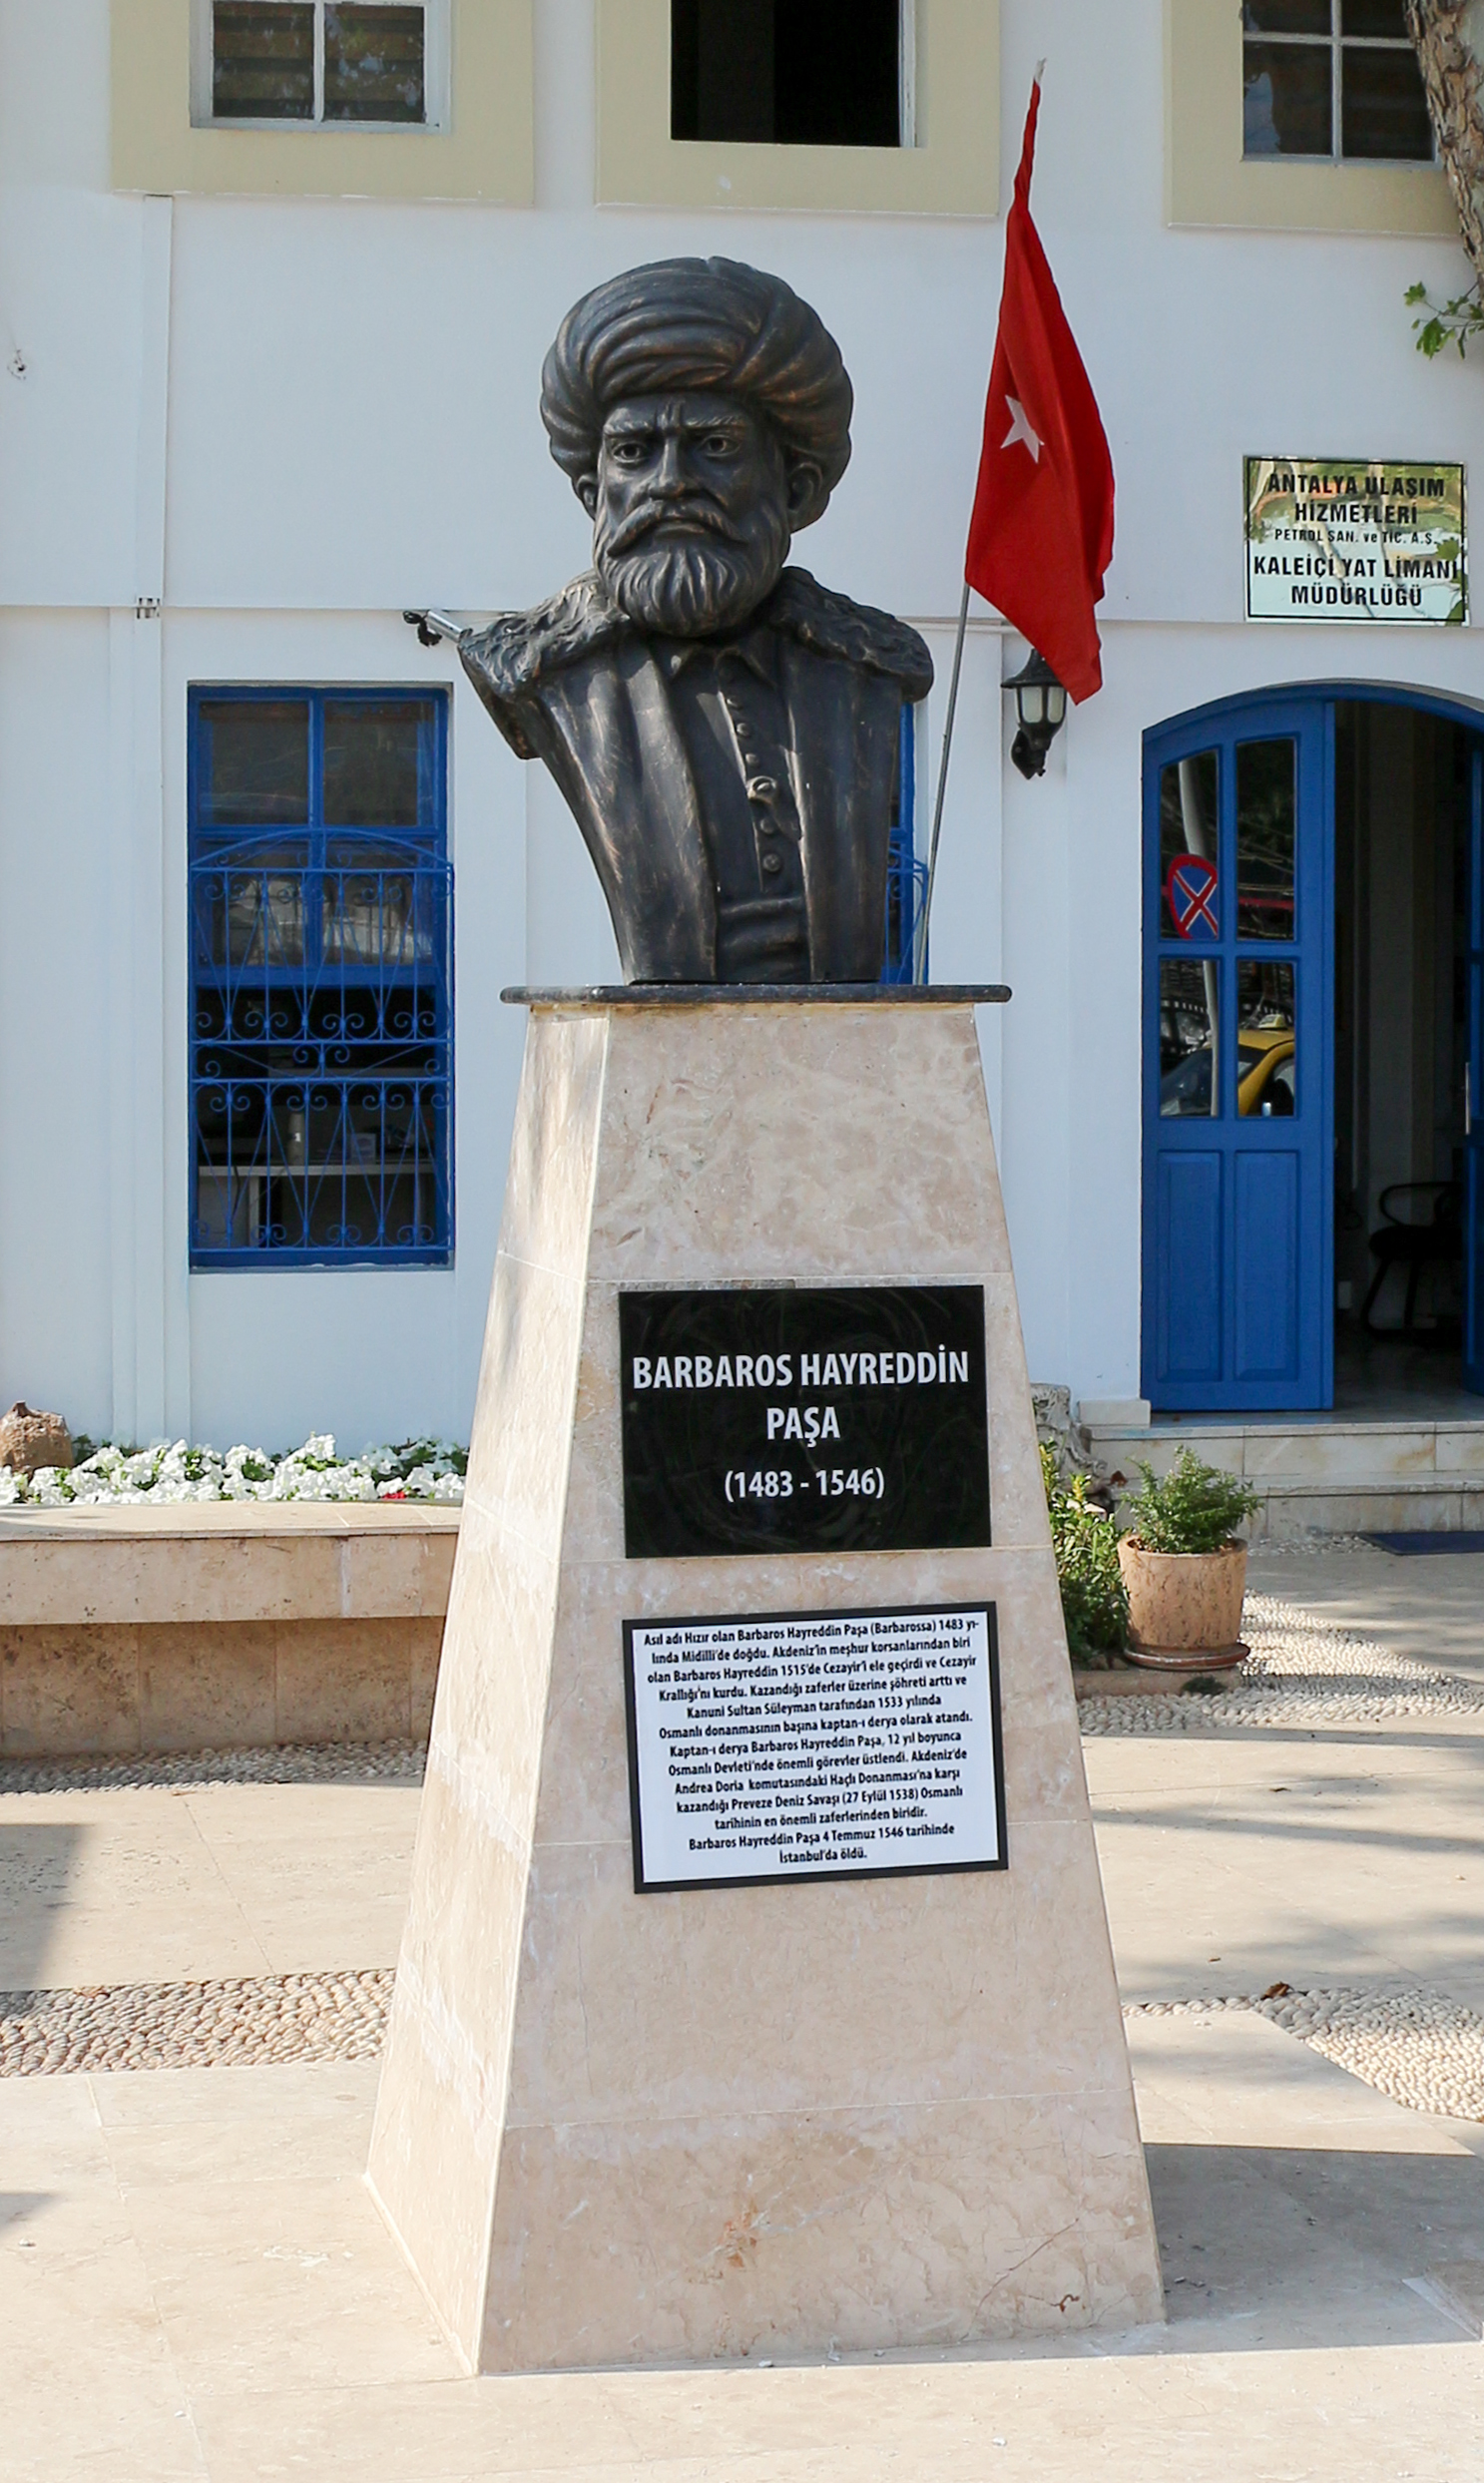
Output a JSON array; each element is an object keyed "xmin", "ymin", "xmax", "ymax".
[{"xmin": 412, "ymin": 256, "xmax": 932, "ymax": 985}]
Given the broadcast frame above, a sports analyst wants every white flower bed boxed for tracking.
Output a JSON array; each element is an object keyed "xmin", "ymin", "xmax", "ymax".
[{"xmin": 0, "ymin": 1434, "xmax": 466, "ymax": 1508}]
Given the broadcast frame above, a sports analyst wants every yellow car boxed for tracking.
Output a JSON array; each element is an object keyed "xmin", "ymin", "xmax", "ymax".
[
  {"xmin": 1237, "ymin": 1024, "xmax": 1295, "ymax": 1117},
  {"xmin": 1160, "ymin": 1024, "xmax": 1295, "ymax": 1118}
]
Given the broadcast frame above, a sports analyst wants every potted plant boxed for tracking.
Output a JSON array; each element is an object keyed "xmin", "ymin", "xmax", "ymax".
[{"xmin": 1117, "ymin": 1449, "xmax": 1260, "ymax": 1671}]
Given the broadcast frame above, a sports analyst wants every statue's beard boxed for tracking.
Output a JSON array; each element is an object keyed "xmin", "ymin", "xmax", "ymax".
[{"xmin": 594, "ymin": 499, "xmax": 791, "ymax": 639}]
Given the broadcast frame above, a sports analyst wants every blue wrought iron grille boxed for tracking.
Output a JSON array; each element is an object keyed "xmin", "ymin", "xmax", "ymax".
[
  {"xmin": 189, "ymin": 688, "xmax": 453, "ymax": 1268},
  {"xmin": 883, "ymin": 702, "xmax": 927, "ymax": 982}
]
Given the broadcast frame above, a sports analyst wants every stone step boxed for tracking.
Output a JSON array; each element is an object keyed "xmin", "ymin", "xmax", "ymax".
[
  {"xmin": 1084, "ymin": 1418, "xmax": 1484, "ymax": 1485},
  {"xmin": 1082, "ymin": 1417, "xmax": 1484, "ymax": 1539}
]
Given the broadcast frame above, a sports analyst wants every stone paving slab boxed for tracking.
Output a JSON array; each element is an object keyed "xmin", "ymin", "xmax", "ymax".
[
  {"xmin": 0, "ymin": 1777, "xmax": 422, "ymax": 1989},
  {"xmin": 1086, "ymin": 1732, "xmax": 1484, "ymax": 2015},
  {"xmin": 3, "ymin": 1551, "xmax": 1484, "ymax": 2476},
  {"xmin": 181, "ymin": 2354, "xmax": 1484, "ymax": 2483},
  {"xmin": 1247, "ymin": 1540, "xmax": 1484, "ymax": 1686}
]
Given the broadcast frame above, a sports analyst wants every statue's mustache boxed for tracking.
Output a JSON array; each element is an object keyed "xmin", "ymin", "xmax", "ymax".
[{"xmin": 605, "ymin": 499, "xmax": 746, "ymax": 556}]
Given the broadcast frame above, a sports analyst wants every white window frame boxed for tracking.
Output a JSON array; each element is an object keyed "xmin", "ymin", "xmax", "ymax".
[
  {"xmin": 190, "ymin": 0, "xmax": 451, "ymax": 134},
  {"xmin": 898, "ymin": 0, "xmax": 917, "ymax": 152},
  {"xmin": 1242, "ymin": 0, "xmax": 1434, "ymax": 167},
  {"xmin": 672, "ymin": 0, "xmax": 918, "ymax": 149}
]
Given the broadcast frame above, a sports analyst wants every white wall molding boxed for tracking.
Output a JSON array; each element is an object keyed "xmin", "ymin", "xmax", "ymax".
[{"xmin": 107, "ymin": 192, "xmax": 185, "ymax": 1445}]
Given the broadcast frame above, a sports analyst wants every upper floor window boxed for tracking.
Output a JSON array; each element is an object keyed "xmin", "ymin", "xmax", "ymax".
[
  {"xmin": 1242, "ymin": 1, "xmax": 1433, "ymax": 163},
  {"xmin": 199, "ymin": 0, "xmax": 441, "ymax": 129},
  {"xmin": 189, "ymin": 689, "xmax": 453, "ymax": 1269},
  {"xmin": 671, "ymin": 0, "xmax": 913, "ymax": 147}
]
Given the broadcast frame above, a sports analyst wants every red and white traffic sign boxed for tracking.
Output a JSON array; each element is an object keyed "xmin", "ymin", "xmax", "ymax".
[{"xmin": 1165, "ymin": 852, "xmax": 1219, "ymax": 939}]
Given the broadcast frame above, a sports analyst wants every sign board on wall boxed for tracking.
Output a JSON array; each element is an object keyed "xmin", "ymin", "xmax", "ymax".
[{"xmin": 1244, "ymin": 457, "xmax": 1466, "ymax": 625}]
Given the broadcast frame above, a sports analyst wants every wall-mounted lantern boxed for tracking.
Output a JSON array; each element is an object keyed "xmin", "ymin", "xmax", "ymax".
[{"xmin": 1005, "ymin": 649, "xmax": 1068, "ymax": 780}]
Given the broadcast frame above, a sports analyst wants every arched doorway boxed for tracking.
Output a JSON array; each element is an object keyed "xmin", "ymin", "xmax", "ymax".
[{"xmin": 1143, "ymin": 684, "xmax": 1484, "ymax": 1414}]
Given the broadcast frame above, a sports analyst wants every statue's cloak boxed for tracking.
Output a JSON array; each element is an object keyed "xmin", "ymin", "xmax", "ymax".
[{"xmin": 460, "ymin": 568, "xmax": 933, "ymax": 983}]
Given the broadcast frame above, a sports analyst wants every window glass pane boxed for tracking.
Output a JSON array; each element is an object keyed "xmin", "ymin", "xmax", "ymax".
[
  {"xmin": 201, "ymin": 700, "xmax": 310, "ymax": 826},
  {"xmin": 323, "ymin": 700, "xmax": 433, "ymax": 827},
  {"xmin": 1237, "ymin": 962, "xmax": 1296, "ymax": 1115},
  {"xmin": 322, "ymin": 845, "xmax": 439, "ymax": 968},
  {"xmin": 1160, "ymin": 751, "xmax": 1220, "ymax": 940},
  {"xmin": 1242, "ymin": 1, "xmax": 1331, "ymax": 29},
  {"xmin": 1341, "ymin": 0, "xmax": 1408, "ymax": 35},
  {"xmin": 1160, "ymin": 959, "xmax": 1221, "ymax": 1119},
  {"xmin": 671, "ymin": 0, "xmax": 900, "ymax": 147},
  {"xmin": 773, "ymin": 0, "xmax": 901, "ymax": 147},
  {"xmin": 213, "ymin": 1, "xmax": 315, "ymax": 120},
  {"xmin": 252, "ymin": 1081, "xmax": 446, "ymax": 1246},
  {"xmin": 1341, "ymin": 45, "xmax": 1433, "ymax": 159},
  {"xmin": 672, "ymin": 0, "xmax": 774, "ymax": 141},
  {"xmin": 324, "ymin": 5, "xmax": 427, "ymax": 123},
  {"xmin": 1236, "ymin": 739, "xmax": 1296, "ymax": 941},
  {"xmin": 226, "ymin": 858, "xmax": 306, "ymax": 963},
  {"xmin": 1243, "ymin": 41, "xmax": 1333, "ymax": 154},
  {"xmin": 194, "ymin": 842, "xmax": 309, "ymax": 973}
]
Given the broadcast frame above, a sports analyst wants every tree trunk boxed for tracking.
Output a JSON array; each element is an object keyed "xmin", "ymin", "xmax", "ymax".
[{"xmin": 1407, "ymin": 1, "xmax": 1484, "ymax": 287}]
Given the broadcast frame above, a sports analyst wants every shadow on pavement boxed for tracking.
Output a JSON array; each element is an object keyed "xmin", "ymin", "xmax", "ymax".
[
  {"xmin": 0, "ymin": 1823, "xmax": 84, "ymax": 1992},
  {"xmin": 1146, "ymin": 2141, "xmax": 1484, "ymax": 2350}
]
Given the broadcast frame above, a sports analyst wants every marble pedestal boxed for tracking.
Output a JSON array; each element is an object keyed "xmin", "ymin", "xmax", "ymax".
[{"xmin": 367, "ymin": 992, "xmax": 1163, "ymax": 2372}]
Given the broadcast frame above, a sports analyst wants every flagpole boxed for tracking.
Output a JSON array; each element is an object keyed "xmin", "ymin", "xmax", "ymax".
[{"xmin": 914, "ymin": 578, "xmax": 971, "ymax": 983}]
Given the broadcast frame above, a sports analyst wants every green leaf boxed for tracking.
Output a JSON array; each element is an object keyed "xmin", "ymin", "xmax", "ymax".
[
  {"xmin": 1042, "ymin": 1443, "xmax": 1129, "ymax": 1657},
  {"xmin": 1408, "ymin": 275, "xmax": 1484, "ymax": 360},
  {"xmin": 1121, "ymin": 1448, "xmax": 1259, "ymax": 1556}
]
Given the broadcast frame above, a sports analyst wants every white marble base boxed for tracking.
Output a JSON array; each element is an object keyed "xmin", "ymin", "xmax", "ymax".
[{"xmin": 367, "ymin": 997, "xmax": 1163, "ymax": 2371}]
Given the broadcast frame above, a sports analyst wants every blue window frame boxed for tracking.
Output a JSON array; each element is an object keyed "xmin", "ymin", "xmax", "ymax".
[
  {"xmin": 882, "ymin": 703, "xmax": 927, "ymax": 983},
  {"xmin": 189, "ymin": 686, "xmax": 453, "ymax": 1268}
]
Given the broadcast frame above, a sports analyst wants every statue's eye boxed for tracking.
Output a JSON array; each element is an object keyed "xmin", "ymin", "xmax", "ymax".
[
  {"xmin": 611, "ymin": 438, "xmax": 649, "ymax": 464},
  {"xmin": 703, "ymin": 435, "xmax": 737, "ymax": 457}
]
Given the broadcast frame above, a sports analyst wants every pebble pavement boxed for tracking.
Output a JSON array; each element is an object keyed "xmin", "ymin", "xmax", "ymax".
[
  {"xmin": 0, "ymin": 1970, "xmax": 392, "ymax": 2076},
  {"xmin": 1128, "ymin": 1987, "xmax": 1484, "ymax": 2124},
  {"xmin": 6, "ymin": 1959, "xmax": 1482, "ymax": 2126},
  {"xmin": 0, "ymin": 1738, "xmax": 427, "ymax": 1795},
  {"xmin": 1078, "ymin": 1590, "xmax": 1484, "ymax": 1732}
]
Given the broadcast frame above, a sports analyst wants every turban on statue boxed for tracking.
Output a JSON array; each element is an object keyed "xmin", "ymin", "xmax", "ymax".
[{"xmin": 540, "ymin": 257, "xmax": 853, "ymax": 531}]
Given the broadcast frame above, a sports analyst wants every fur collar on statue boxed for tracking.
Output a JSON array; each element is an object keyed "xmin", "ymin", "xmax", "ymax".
[{"xmin": 462, "ymin": 567, "xmax": 934, "ymax": 707}]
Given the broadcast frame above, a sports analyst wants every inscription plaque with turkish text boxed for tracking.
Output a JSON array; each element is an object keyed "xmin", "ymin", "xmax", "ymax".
[{"xmin": 623, "ymin": 1601, "xmax": 1005, "ymax": 1892}]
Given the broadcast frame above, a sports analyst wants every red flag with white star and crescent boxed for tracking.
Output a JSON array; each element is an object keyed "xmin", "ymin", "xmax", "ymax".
[{"xmin": 963, "ymin": 78, "xmax": 1115, "ymax": 704}]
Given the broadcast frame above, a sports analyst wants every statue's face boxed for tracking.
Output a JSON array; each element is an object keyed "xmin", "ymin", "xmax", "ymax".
[{"xmin": 586, "ymin": 390, "xmax": 797, "ymax": 638}]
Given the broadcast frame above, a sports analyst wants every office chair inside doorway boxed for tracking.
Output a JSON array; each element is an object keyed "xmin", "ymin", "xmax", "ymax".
[{"xmin": 1361, "ymin": 1182, "xmax": 1463, "ymax": 1338}]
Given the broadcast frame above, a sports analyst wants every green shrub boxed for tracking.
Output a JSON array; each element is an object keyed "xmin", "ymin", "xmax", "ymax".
[
  {"xmin": 1041, "ymin": 1444, "xmax": 1129, "ymax": 1659},
  {"xmin": 1122, "ymin": 1447, "xmax": 1259, "ymax": 1555}
]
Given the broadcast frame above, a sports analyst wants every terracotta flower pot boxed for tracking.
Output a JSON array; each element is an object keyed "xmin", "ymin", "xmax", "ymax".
[{"xmin": 1117, "ymin": 1537, "xmax": 1248, "ymax": 1671}]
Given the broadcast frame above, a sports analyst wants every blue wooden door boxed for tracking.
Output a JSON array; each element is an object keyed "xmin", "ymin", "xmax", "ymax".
[
  {"xmin": 1465, "ymin": 743, "xmax": 1484, "ymax": 1395},
  {"xmin": 1143, "ymin": 699, "xmax": 1333, "ymax": 1410}
]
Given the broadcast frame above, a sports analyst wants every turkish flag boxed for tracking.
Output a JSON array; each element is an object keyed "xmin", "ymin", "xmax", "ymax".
[{"xmin": 964, "ymin": 81, "xmax": 1115, "ymax": 704}]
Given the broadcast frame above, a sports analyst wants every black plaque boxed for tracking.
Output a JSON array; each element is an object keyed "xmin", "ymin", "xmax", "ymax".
[{"xmin": 619, "ymin": 1284, "xmax": 990, "ymax": 1559}]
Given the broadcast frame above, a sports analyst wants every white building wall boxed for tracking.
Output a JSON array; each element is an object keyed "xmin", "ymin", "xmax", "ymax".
[
  {"xmin": 1, "ymin": 0, "xmax": 1481, "ymax": 1443},
  {"xmin": 0, "ymin": 612, "xmax": 116, "ymax": 1431},
  {"xmin": 162, "ymin": 609, "xmax": 527, "ymax": 1449}
]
